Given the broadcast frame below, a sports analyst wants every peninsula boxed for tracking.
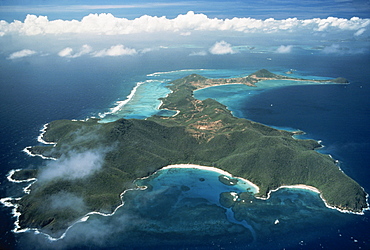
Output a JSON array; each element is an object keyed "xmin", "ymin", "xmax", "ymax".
[{"xmin": 9, "ymin": 69, "xmax": 366, "ymax": 237}]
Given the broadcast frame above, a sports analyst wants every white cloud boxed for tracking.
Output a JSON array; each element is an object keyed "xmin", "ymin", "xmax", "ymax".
[
  {"xmin": 322, "ymin": 44, "xmax": 347, "ymax": 54},
  {"xmin": 180, "ymin": 31, "xmax": 191, "ymax": 36},
  {"xmin": 1, "ymin": 12, "xmax": 369, "ymax": 36},
  {"xmin": 57, "ymin": 44, "xmax": 136, "ymax": 58},
  {"xmin": 76, "ymin": 44, "xmax": 93, "ymax": 56},
  {"xmin": 58, "ymin": 44, "xmax": 93, "ymax": 58},
  {"xmin": 38, "ymin": 150, "xmax": 105, "ymax": 182},
  {"xmin": 275, "ymin": 45, "xmax": 293, "ymax": 53},
  {"xmin": 354, "ymin": 28, "xmax": 366, "ymax": 36},
  {"xmin": 189, "ymin": 50, "xmax": 207, "ymax": 56},
  {"xmin": 49, "ymin": 192, "xmax": 86, "ymax": 212},
  {"xmin": 139, "ymin": 47, "xmax": 159, "ymax": 54},
  {"xmin": 58, "ymin": 47, "xmax": 73, "ymax": 57},
  {"xmin": 93, "ymin": 44, "xmax": 137, "ymax": 57},
  {"xmin": 209, "ymin": 41, "xmax": 236, "ymax": 55},
  {"xmin": 7, "ymin": 49, "xmax": 37, "ymax": 59}
]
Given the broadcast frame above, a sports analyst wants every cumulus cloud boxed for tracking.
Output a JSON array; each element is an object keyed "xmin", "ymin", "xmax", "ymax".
[
  {"xmin": 93, "ymin": 44, "xmax": 137, "ymax": 57},
  {"xmin": 58, "ymin": 44, "xmax": 92, "ymax": 58},
  {"xmin": 57, "ymin": 44, "xmax": 137, "ymax": 58},
  {"xmin": 7, "ymin": 49, "xmax": 37, "ymax": 59},
  {"xmin": 275, "ymin": 45, "xmax": 293, "ymax": 53},
  {"xmin": 1, "ymin": 12, "xmax": 369, "ymax": 36},
  {"xmin": 38, "ymin": 150, "xmax": 105, "ymax": 182},
  {"xmin": 58, "ymin": 47, "xmax": 73, "ymax": 57},
  {"xmin": 209, "ymin": 41, "xmax": 236, "ymax": 55}
]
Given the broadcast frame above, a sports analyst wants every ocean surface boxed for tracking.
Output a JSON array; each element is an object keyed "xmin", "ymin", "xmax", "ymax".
[{"xmin": 0, "ymin": 51, "xmax": 369, "ymax": 249}]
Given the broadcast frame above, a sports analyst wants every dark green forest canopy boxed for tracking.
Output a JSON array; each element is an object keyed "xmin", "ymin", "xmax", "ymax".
[{"xmin": 15, "ymin": 69, "xmax": 366, "ymax": 236}]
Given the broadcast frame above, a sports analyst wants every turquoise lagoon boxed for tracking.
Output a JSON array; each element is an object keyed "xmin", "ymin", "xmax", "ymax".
[{"xmin": 99, "ymin": 68, "xmax": 338, "ymax": 123}]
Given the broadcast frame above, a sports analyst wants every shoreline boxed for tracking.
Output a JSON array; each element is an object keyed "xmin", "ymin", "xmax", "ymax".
[
  {"xmin": 140, "ymin": 164, "xmax": 369, "ymax": 215},
  {"xmin": 6, "ymin": 169, "xmax": 37, "ymax": 194},
  {"xmin": 23, "ymin": 122, "xmax": 58, "ymax": 160},
  {"xmin": 156, "ymin": 95, "xmax": 180, "ymax": 117},
  {"xmin": 160, "ymin": 164, "xmax": 260, "ymax": 193},
  {"xmin": 256, "ymin": 184, "xmax": 369, "ymax": 215},
  {"xmin": 37, "ymin": 123, "xmax": 57, "ymax": 146},
  {"xmin": 2, "ymin": 163, "xmax": 368, "ymax": 242},
  {"xmin": 0, "ymin": 171, "xmax": 144, "ymax": 242},
  {"xmin": 22, "ymin": 146, "xmax": 57, "ymax": 160},
  {"xmin": 98, "ymin": 80, "xmax": 145, "ymax": 120}
]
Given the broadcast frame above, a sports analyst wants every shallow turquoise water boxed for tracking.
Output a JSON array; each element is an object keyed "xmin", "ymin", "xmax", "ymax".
[{"xmin": 99, "ymin": 68, "xmax": 338, "ymax": 123}]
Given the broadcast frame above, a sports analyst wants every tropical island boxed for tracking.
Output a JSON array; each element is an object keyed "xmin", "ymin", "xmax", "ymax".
[{"xmin": 8, "ymin": 69, "xmax": 367, "ymax": 237}]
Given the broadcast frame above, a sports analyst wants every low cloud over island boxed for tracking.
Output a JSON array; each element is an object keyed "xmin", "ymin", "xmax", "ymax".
[{"xmin": 38, "ymin": 149, "xmax": 106, "ymax": 182}]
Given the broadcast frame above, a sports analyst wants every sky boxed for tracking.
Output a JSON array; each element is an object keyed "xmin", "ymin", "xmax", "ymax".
[
  {"xmin": 0, "ymin": 1, "xmax": 369, "ymax": 62},
  {"xmin": 1, "ymin": 0, "xmax": 370, "ymax": 21}
]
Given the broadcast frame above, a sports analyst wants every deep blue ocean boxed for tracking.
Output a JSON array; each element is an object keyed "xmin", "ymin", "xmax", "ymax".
[{"xmin": 0, "ymin": 50, "xmax": 369, "ymax": 249}]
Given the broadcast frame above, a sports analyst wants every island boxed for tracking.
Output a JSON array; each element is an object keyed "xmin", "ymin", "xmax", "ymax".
[{"xmin": 8, "ymin": 69, "xmax": 367, "ymax": 237}]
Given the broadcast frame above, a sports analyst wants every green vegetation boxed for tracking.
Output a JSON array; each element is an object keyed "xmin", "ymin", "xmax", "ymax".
[{"xmin": 14, "ymin": 69, "xmax": 366, "ymax": 236}]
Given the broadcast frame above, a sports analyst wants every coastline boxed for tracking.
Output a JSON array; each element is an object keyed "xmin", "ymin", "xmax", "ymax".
[
  {"xmin": 1, "ymin": 69, "xmax": 366, "ymax": 243},
  {"xmin": 22, "ymin": 122, "xmax": 58, "ymax": 160},
  {"xmin": 2, "ymin": 161, "xmax": 368, "ymax": 242},
  {"xmin": 98, "ymin": 80, "xmax": 145, "ymax": 120},
  {"xmin": 0, "ymin": 171, "xmax": 145, "ymax": 242},
  {"xmin": 6, "ymin": 169, "xmax": 37, "ymax": 194},
  {"xmin": 22, "ymin": 146, "xmax": 57, "ymax": 160},
  {"xmin": 37, "ymin": 123, "xmax": 57, "ymax": 146},
  {"xmin": 160, "ymin": 164, "xmax": 260, "ymax": 193},
  {"xmin": 140, "ymin": 164, "xmax": 369, "ymax": 215},
  {"xmin": 256, "ymin": 184, "xmax": 369, "ymax": 215},
  {"xmin": 156, "ymin": 91, "xmax": 180, "ymax": 117}
]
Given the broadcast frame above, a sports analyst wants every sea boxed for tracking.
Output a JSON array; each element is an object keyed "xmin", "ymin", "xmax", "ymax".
[{"xmin": 0, "ymin": 50, "xmax": 369, "ymax": 249}]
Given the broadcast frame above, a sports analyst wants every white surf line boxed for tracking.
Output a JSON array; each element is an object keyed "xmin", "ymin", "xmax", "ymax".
[
  {"xmin": 256, "ymin": 184, "xmax": 369, "ymax": 215},
  {"xmin": 318, "ymin": 189, "xmax": 370, "ymax": 215},
  {"xmin": 7, "ymin": 169, "xmax": 36, "ymax": 183},
  {"xmin": 37, "ymin": 123, "xmax": 57, "ymax": 146},
  {"xmin": 0, "ymin": 197, "xmax": 24, "ymax": 233},
  {"xmin": 22, "ymin": 123, "xmax": 58, "ymax": 160},
  {"xmin": 22, "ymin": 147, "xmax": 57, "ymax": 160},
  {"xmin": 155, "ymin": 99, "xmax": 180, "ymax": 118},
  {"xmin": 99, "ymin": 80, "xmax": 145, "ymax": 119},
  {"xmin": 6, "ymin": 169, "xmax": 37, "ymax": 194}
]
